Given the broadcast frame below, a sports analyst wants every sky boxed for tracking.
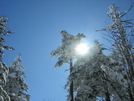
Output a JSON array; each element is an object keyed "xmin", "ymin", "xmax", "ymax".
[{"xmin": 0, "ymin": 0, "xmax": 134, "ymax": 101}]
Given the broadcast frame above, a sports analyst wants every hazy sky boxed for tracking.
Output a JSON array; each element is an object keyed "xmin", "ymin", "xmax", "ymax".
[{"xmin": 0, "ymin": 0, "xmax": 134, "ymax": 101}]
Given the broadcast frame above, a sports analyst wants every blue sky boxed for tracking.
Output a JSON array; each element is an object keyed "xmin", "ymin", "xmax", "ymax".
[{"xmin": 0, "ymin": 0, "xmax": 134, "ymax": 101}]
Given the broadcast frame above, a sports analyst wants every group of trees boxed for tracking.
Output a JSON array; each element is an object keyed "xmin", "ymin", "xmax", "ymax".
[
  {"xmin": 0, "ymin": 17, "xmax": 29, "ymax": 101},
  {"xmin": 51, "ymin": 5, "xmax": 134, "ymax": 101},
  {"xmin": 0, "ymin": 4, "xmax": 134, "ymax": 101}
]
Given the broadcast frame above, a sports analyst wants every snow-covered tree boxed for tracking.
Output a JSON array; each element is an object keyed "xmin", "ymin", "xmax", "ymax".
[
  {"xmin": 67, "ymin": 40, "xmax": 110, "ymax": 101},
  {"xmin": 0, "ymin": 16, "xmax": 29, "ymax": 101},
  {"xmin": 101, "ymin": 4, "xmax": 134, "ymax": 101},
  {"xmin": 51, "ymin": 30, "xmax": 86, "ymax": 68},
  {"xmin": 0, "ymin": 16, "xmax": 14, "ymax": 101},
  {"xmin": 0, "ymin": 17, "xmax": 14, "ymax": 60},
  {"xmin": 69, "ymin": 41, "xmax": 129, "ymax": 101},
  {"xmin": 4, "ymin": 55, "xmax": 29, "ymax": 101},
  {"xmin": 51, "ymin": 4, "xmax": 134, "ymax": 101},
  {"xmin": 65, "ymin": 4, "xmax": 134, "ymax": 101},
  {"xmin": 51, "ymin": 30, "xmax": 86, "ymax": 101}
]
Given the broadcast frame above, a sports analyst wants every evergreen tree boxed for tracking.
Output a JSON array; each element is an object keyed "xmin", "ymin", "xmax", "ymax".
[
  {"xmin": 4, "ymin": 55, "xmax": 29, "ymax": 101},
  {"xmin": 51, "ymin": 4, "xmax": 134, "ymax": 101},
  {"xmin": 0, "ymin": 16, "xmax": 14, "ymax": 101},
  {"xmin": 0, "ymin": 16, "xmax": 29, "ymax": 101},
  {"xmin": 72, "ymin": 4, "xmax": 134, "ymax": 101},
  {"xmin": 67, "ymin": 40, "xmax": 109, "ymax": 101},
  {"xmin": 51, "ymin": 30, "xmax": 86, "ymax": 101}
]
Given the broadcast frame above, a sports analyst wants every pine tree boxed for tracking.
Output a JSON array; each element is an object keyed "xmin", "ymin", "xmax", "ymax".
[
  {"xmin": 0, "ymin": 16, "xmax": 29, "ymax": 101},
  {"xmin": 4, "ymin": 55, "xmax": 29, "ymax": 101},
  {"xmin": 0, "ymin": 62, "xmax": 10, "ymax": 101},
  {"xmin": 68, "ymin": 40, "xmax": 109, "ymax": 101},
  {"xmin": 51, "ymin": 4, "xmax": 134, "ymax": 101},
  {"xmin": 65, "ymin": 4, "xmax": 134, "ymax": 101},
  {"xmin": 51, "ymin": 30, "xmax": 86, "ymax": 101},
  {"xmin": 0, "ymin": 16, "xmax": 14, "ymax": 101}
]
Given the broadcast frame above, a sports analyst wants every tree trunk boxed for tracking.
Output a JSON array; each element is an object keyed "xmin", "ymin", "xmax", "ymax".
[
  {"xmin": 105, "ymin": 92, "xmax": 110, "ymax": 101},
  {"xmin": 70, "ymin": 59, "xmax": 74, "ymax": 101}
]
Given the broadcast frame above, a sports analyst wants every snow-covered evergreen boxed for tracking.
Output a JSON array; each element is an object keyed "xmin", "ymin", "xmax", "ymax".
[
  {"xmin": 0, "ymin": 16, "xmax": 14, "ymax": 101},
  {"xmin": 0, "ymin": 16, "xmax": 29, "ymax": 101},
  {"xmin": 4, "ymin": 55, "xmax": 29, "ymax": 101},
  {"xmin": 71, "ymin": 5, "xmax": 134, "ymax": 101},
  {"xmin": 0, "ymin": 17, "xmax": 14, "ymax": 60},
  {"xmin": 70, "ymin": 5, "xmax": 134, "ymax": 101},
  {"xmin": 51, "ymin": 30, "xmax": 86, "ymax": 69},
  {"xmin": 51, "ymin": 30, "xmax": 87, "ymax": 101},
  {"xmin": 51, "ymin": 5, "xmax": 134, "ymax": 101},
  {"xmin": 67, "ymin": 41, "xmax": 109, "ymax": 101}
]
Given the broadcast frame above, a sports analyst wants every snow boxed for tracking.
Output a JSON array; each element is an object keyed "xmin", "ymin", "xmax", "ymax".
[
  {"xmin": 8, "ymin": 73, "xmax": 16, "ymax": 78},
  {"xmin": 51, "ymin": 5, "xmax": 134, "ymax": 101},
  {"xmin": 0, "ymin": 96, "xmax": 4, "ymax": 101},
  {"xmin": 3, "ymin": 55, "xmax": 29, "ymax": 101}
]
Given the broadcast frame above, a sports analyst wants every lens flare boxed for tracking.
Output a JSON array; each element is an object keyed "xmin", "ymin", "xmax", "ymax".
[{"xmin": 75, "ymin": 43, "xmax": 89, "ymax": 55}]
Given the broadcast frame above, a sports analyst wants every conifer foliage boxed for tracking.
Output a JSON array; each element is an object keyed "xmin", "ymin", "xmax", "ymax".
[
  {"xmin": 4, "ymin": 55, "xmax": 29, "ymax": 101},
  {"xmin": 0, "ymin": 16, "xmax": 14, "ymax": 101},
  {"xmin": 51, "ymin": 30, "xmax": 86, "ymax": 101},
  {"xmin": 0, "ymin": 17, "xmax": 29, "ymax": 101},
  {"xmin": 0, "ymin": 17, "xmax": 14, "ymax": 60},
  {"xmin": 51, "ymin": 30, "xmax": 86, "ymax": 69},
  {"xmin": 51, "ymin": 5, "xmax": 134, "ymax": 101}
]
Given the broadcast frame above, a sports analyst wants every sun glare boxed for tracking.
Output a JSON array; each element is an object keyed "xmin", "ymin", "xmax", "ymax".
[{"xmin": 75, "ymin": 43, "xmax": 89, "ymax": 55}]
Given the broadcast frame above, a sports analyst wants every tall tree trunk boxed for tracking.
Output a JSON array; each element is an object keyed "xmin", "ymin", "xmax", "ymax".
[
  {"xmin": 70, "ymin": 59, "xmax": 74, "ymax": 101},
  {"xmin": 105, "ymin": 92, "xmax": 110, "ymax": 101}
]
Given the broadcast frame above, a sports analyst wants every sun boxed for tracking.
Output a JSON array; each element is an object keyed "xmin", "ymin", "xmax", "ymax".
[{"xmin": 75, "ymin": 43, "xmax": 89, "ymax": 55}]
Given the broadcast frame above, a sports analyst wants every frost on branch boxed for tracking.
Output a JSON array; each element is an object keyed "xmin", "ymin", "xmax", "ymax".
[
  {"xmin": 0, "ymin": 16, "xmax": 15, "ymax": 101},
  {"xmin": 0, "ymin": 62, "xmax": 10, "ymax": 101},
  {"xmin": 0, "ymin": 62, "xmax": 8, "ymax": 85},
  {"xmin": 51, "ymin": 30, "xmax": 86, "ymax": 68},
  {"xmin": 95, "ymin": 5, "xmax": 134, "ymax": 101},
  {"xmin": 51, "ymin": 5, "xmax": 134, "ymax": 101},
  {"xmin": 67, "ymin": 23, "xmax": 133, "ymax": 100},
  {"xmin": 4, "ymin": 55, "xmax": 29, "ymax": 101},
  {"xmin": 0, "ymin": 17, "xmax": 14, "ymax": 61},
  {"xmin": 64, "ymin": 41, "xmax": 107, "ymax": 101}
]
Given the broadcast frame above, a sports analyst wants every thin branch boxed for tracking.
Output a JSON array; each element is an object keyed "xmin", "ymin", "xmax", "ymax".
[{"xmin": 121, "ymin": 3, "xmax": 134, "ymax": 17}]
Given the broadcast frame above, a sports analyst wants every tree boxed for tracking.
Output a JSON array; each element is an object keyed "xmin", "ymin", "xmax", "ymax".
[
  {"xmin": 51, "ymin": 30, "xmax": 86, "ymax": 101},
  {"xmin": 4, "ymin": 55, "xmax": 29, "ymax": 101},
  {"xmin": 51, "ymin": 4, "xmax": 134, "ymax": 101},
  {"xmin": 71, "ymin": 4, "xmax": 134, "ymax": 101},
  {"xmin": 67, "ymin": 40, "xmax": 110, "ymax": 101},
  {"xmin": 0, "ymin": 17, "xmax": 14, "ymax": 60},
  {"xmin": 0, "ymin": 16, "xmax": 14, "ymax": 101},
  {"xmin": 0, "ymin": 16, "xmax": 29, "ymax": 101},
  {"xmin": 101, "ymin": 4, "xmax": 134, "ymax": 101}
]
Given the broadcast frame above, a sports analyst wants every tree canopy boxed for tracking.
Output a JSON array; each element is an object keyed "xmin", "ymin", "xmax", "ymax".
[{"xmin": 51, "ymin": 5, "xmax": 134, "ymax": 101}]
